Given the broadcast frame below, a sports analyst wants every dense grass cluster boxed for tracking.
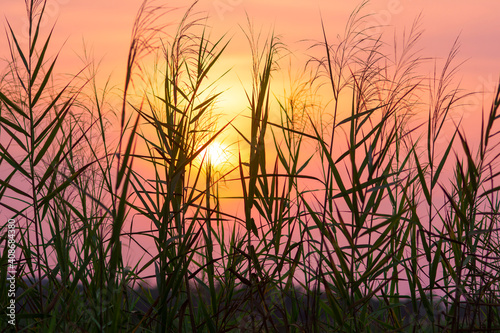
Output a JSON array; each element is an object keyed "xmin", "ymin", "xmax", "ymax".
[{"xmin": 1, "ymin": 0, "xmax": 500, "ymax": 331}]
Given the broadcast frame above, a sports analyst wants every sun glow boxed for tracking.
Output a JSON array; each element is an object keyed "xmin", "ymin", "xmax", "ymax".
[{"xmin": 200, "ymin": 141, "xmax": 232, "ymax": 168}]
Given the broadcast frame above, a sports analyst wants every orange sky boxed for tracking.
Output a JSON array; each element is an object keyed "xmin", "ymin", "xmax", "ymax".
[
  {"xmin": 2, "ymin": 0, "xmax": 498, "ymax": 94},
  {"xmin": 2, "ymin": 1, "xmax": 499, "ymax": 140},
  {"xmin": 2, "ymin": 0, "xmax": 499, "ymax": 203},
  {"xmin": 2, "ymin": 0, "xmax": 499, "ymax": 191},
  {"xmin": 2, "ymin": 0, "xmax": 499, "ymax": 286},
  {"xmin": 2, "ymin": 0, "xmax": 500, "ymax": 201}
]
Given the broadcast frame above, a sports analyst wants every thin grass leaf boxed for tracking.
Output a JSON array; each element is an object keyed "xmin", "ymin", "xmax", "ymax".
[{"xmin": 0, "ymin": 91, "xmax": 29, "ymax": 119}]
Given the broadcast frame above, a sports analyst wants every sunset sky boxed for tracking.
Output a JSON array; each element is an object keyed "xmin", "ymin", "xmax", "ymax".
[
  {"xmin": 1, "ymin": 0, "xmax": 499, "ymax": 211},
  {"xmin": 2, "ymin": 1, "xmax": 499, "ymax": 107},
  {"xmin": 2, "ymin": 1, "xmax": 499, "ymax": 210},
  {"xmin": 2, "ymin": 0, "xmax": 500, "ymax": 295},
  {"xmin": 2, "ymin": 0, "xmax": 499, "ymax": 213}
]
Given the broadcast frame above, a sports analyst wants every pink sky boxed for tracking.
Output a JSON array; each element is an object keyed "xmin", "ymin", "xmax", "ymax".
[
  {"xmin": 1, "ymin": 0, "xmax": 499, "ymax": 288},
  {"xmin": 2, "ymin": 0, "xmax": 499, "ymax": 212},
  {"xmin": 2, "ymin": 0, "xmax": 498, "ymax": 92},
  {"xmin": 1, "ymin": 0, "xmax": 498, "ymax": 147}
]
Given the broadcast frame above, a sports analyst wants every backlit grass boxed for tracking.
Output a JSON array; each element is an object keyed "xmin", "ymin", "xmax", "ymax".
[{"xmin": 1, "ymin": 1, "xmax": 500, "ymax": 332}]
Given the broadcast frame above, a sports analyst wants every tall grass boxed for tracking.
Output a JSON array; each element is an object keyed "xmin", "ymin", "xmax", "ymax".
[{"xmin": 1, "ymin": 0, "xmax": 500, "ymax": 332}]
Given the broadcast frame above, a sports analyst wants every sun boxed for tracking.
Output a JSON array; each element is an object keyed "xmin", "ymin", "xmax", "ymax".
[{"xmin": 200, "ymin": 141, "xmax": 232, "ymax": 168}]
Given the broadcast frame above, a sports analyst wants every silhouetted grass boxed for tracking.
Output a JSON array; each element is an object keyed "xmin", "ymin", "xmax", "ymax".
[{"xmin": 1, "ymin": 0, "xmax": 500, "ymax": 332}]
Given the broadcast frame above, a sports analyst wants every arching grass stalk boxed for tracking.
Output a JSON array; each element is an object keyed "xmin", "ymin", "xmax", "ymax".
[{"xmin": 125, "ymin": 5, "xmax": 230, "ymax": 331}]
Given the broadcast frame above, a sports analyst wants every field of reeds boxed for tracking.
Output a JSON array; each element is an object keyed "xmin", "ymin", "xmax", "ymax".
[{"xmin": 1, "ymin": 0, "xmax": 500, "ymax": 332}]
